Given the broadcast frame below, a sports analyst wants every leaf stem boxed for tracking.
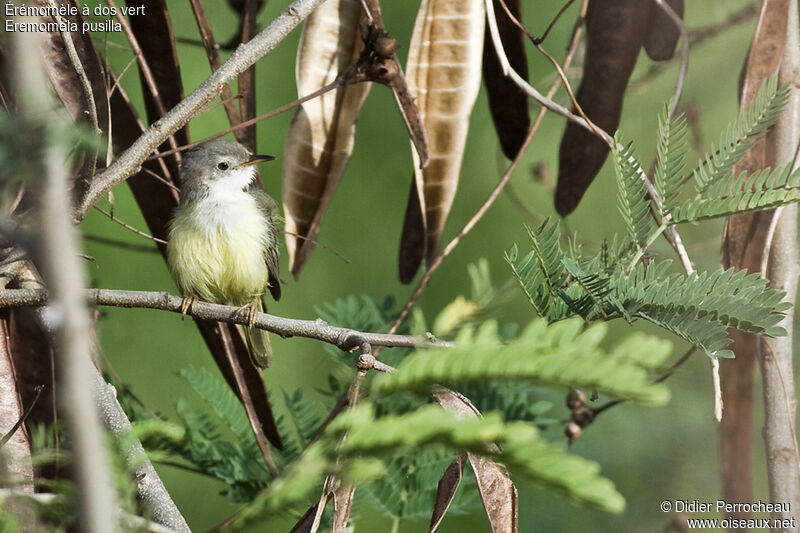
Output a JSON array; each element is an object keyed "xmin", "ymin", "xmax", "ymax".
[{"xmin": 627, "ymin": 222, "xmax": 668, "ymax": 271}]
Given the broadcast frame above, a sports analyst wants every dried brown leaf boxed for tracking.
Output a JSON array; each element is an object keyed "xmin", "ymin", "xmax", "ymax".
[
  {"xmin": 432, "ymin": 387, "xmax": 519, "ymax": 533},
  {"xmin": 555, "ymin": 0, "xmax": 651, "ymax": 215},
  {"xmin": 289, "ymin": 502, "xmax": 320, "ymax": 533},
  {"xmin": 400, "ymin": 0, "xmax": 486, "ymax": 280},
  {"xmin": 283, "ymin": 0, "xmax": 371, "ymax": 277},
  {"xmin": 468, "ymin": 452, "xmax": 519, "ymax": 533},
  {"xmin": 429, "ymin": 454, "xmax": 466, "ymax": 532}
]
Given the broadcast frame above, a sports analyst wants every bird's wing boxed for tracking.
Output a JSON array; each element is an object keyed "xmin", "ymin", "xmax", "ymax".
[{"xmin": 252, "ymin": 188, "xmax": 282, "ymax": 301}]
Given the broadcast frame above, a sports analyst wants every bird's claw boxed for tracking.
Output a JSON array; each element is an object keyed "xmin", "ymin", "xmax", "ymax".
[
  {"xmin": 180, "ymin": 296, "xmax": 197, "ymax": 317},
  {"xmin": 235, "ymin": 301, "xmax": 259, "ymax": 328}
]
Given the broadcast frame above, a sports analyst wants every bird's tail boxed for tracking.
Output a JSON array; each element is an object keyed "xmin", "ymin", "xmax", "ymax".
[{"xmin": 245, "ymin": 299, "xmax": 272, "ymax": 368}]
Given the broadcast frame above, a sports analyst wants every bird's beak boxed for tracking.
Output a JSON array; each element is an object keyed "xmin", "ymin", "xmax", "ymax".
[{"xmin": 235, "ymin": 154, "xmax": 276, "ymax": 169}]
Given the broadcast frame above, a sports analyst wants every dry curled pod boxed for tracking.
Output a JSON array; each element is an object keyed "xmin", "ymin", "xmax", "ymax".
[
  {"xmin": 282, "ymin": 0, "xmax": 371, "ymax": 277},
  {"xmin": 643, "ymin": 0, "xmax": 684, "ymax": 61},
  {"xmin": 483, "ymin": 0, "xmax": 530, "ymax": 160},
  {"xmin": 555, "ymin": 0, "xmax": 651, "ymax": 216},
  {"xmin": 399, "ymin": 0, "xmax": 486, "ymax": 283}
]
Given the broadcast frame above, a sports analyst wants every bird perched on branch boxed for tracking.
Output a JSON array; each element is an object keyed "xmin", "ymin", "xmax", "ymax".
[{"xmin": 167, "ymin": 139, "xmax": 281, "ymax": 368}]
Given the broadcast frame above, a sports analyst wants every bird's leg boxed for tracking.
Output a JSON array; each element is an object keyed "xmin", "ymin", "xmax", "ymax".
[
  {"xmin": 234, "ymin": 297, "xmax": 261, "ymax": 328},
  {"xmin": 180, "ymin": 296, "xmax": 197, "ymax": 317}
]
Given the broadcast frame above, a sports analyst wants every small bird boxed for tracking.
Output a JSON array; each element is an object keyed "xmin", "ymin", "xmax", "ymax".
[{"xmin": 167, "ymin": 139, "xmax": 281, "ymax": 368}]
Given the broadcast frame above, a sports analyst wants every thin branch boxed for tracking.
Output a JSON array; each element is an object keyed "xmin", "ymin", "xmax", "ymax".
[
  {"xmin": 105, "ymin": 0, "xmax": 180, "ymax": 158},
  {"xmin": 145, "ymin": 78, "xmax": 346, "ymax": 163},
  {"xmin": 484, "ymin": 0, "xmax": 614, "ymax": 147},
  {"xmin": 653, "ymin": 0, "xmax": 689, "ymax": 117},
  {"xmin": 76, "ymin": 0, "xmax": 331, "ymax": 220},
  {"xmin": 0, "ymin": 385, "xmax": 42, "ymax": 447},
  {"xmin": 0, "ymin": 288, "xmax": 448, "ymax": 353},
  {"xmin": 534, "ymin": 0, "xmax": 576, "ymax": 45},
  {"xmin": 106, "ymin": 0, "xmax": 167, "ymax": 117},
  {"xmin": 92, "ymin": 206, "xmax": 168, "ymax": 245},
  {"xmin": 187, "ymin": 0, "xmax": 244, "ymax": 137},
  {"xmin": 593, "ymin": 346, "xmax": 697, "ymax": 417}
]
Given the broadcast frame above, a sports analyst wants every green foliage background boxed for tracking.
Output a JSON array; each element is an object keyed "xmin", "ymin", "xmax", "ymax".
[{"xmin": 75, "ymin": 0, "xmax": 782, "ymax": 530}]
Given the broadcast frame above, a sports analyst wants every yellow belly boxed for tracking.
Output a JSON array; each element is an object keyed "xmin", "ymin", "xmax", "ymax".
[{"xmin": 167, "ymin": 202, "xmax": 269, "ymax": 305}]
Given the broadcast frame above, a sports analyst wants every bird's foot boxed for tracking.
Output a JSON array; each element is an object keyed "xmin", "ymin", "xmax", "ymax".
[
  {"xmin": 180, "ymin": 296, "xmax": 197, "ymax": 318},
  {"xmin": 235, "ymin": 300, "xmax": 260, "ymax": 328}
]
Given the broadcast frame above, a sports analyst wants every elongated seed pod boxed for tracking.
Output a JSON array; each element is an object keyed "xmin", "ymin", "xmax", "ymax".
[
  {"xmin": 483, "ymin": 0, "xmax": 530, "ymax": 160},
  {"xmin": 283, "ymin": 0, "xmax": 371, "ymax": 277},
  {"xmin": 643, "ymin": 0, "xmax": 684, "ymax": 61},
  {"xmin": 555, "ymin": 0, "xmax": 651, "ymax": 216},
  {"xmin": 399, "ymin": 0, "xmax": 485, "ymax": 282}
]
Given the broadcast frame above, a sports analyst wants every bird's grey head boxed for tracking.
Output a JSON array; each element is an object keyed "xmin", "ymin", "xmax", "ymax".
[{"xmin": 179, "ymin": 139, "xmax": 273, "ymax": 202}]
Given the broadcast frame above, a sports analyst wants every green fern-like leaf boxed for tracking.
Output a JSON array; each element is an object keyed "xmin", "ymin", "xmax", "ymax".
[
  {"xmin": 653, "ymin": 102, "xmax": 688, "ymax": 219},
  {"xmin": 673, "ymin": 164, "xmax": 800, "ymax": 223},
  {"xmin": 612, "ymin": 261, "xmax": 788, "ymax": 357},
  {"xmin": 614, "ymin": 135, "xmax": 655, "ymax": 250},
  {"xmin": 372, "ymin": 318, "xmax": 671, "ymax": 404},
  {"xmin": 456, "ymin": 382, "xmax": 555, "ymax": 425},
  {"xmin": 329, "ymin": 404, "xmax": 626, "ymax": 513},
  {"xmin": 277, "ymin": 389, "xmax": 325, "ymax": 463},
  {"xmin": 693, "ymin": 75, "xmax": 788, "ymax": 190},
  {"xmin": 171, "ymin": 400, "xmax": 269, "ymax": 502},
  {"xmin": 361, "ymin": 447, "xmax": 476, "ymax": 521},
  {"xmin": 506, "ymin": 220, "xmax": 570, "ymax": 320},
  {"xmin": 180, "ymin": 366, "xmax": 255, "ymax": 444},
  {"xmin": 562, "ymin": 257, "xmax": 612, "ymax": 320}
]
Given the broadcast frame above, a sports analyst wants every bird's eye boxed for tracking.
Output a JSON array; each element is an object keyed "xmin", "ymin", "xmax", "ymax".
[{"xmin": 217, "ymin": 161, "xmax": 229, "ymax": 171}]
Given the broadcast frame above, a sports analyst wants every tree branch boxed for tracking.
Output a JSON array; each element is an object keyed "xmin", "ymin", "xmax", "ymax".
[
  {"xmin": 0, "ymin": 288, "xmax": 448, "ymax": 353},
  {"xmin": 760, "ymin": 0, "xmax": 800, "ymax": 518}
]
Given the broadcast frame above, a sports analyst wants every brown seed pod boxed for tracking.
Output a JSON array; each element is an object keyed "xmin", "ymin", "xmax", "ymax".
[
  {"xmin": 399, "ymin": 0, "xmax": 486, "ymax": 282},
  {"xmin": 283, "ymin": 0, "xmax": 371, "ymax": 277},
  {"xmin": 482, "ymin": 0, "xmax": 530, "ymax": 160},
  {"xmin": 555, "ymin": 0, "xmax": 651, "ymax": 216},
  {"xmin": 643, "ymin": 0, "xmax": 684, "ymax": 61}
]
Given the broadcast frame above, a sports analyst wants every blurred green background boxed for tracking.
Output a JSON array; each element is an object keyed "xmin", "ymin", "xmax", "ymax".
[{"xmin": 77, "ymin": 0, "xmax": 783, "ymax": 531}]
